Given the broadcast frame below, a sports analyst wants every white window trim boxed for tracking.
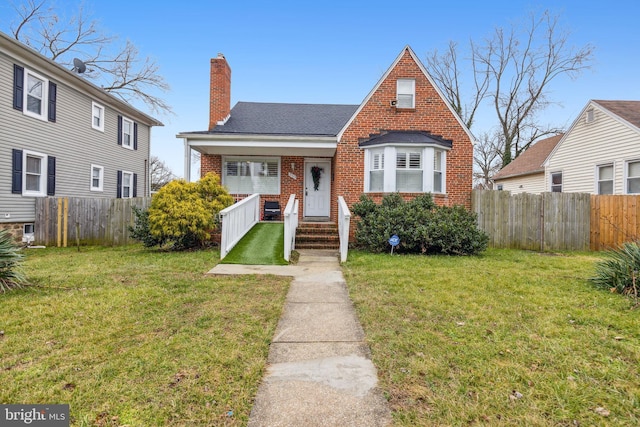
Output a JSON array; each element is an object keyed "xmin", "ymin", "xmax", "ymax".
[
  {"xmin": 595, "ymin": 163, "xmax": 614, "ymax": 195},
  {"xmin": 396, "ymin": 79, "xmax": 416, "ymax": 109},
  {"xmin": 222, "ymin": 156, "xmax": 281, "ymax": 195},
  {"xmin": 23, "ymin": 68, "xmax": 48, "ymax": 121},
  {"xmin": 433, "ymin": 149, "xmax": 446, "ymax": 194},
  {"xmin": 366, "ymin": 148, "xmax": 385, "ymax": 192},
  {"xmin": 121, "ymin": 116, "xmax": 134, "ymax": 149},
  {"xmin": 92, "ymin": 102, "xmax": 105, "ymax": 132},
  {"xmin": 91, "ymin": 164, "xmax": 104, "ymax": 192},
  {"xmin": 22, "ymin": 149, "xmax": 48, "ymax": 197},
  {"xmin": 550, "ymin": 171, "xmax": 563, "ymax": 192},
  {"xmin": 364, "ymin": 145, "xmax": 446, "ymax": 194},
  {"xmin": 121, "ymin": 170, "xmax": 134, "ymax": 199},
  {"xmin": 625, "ymin": 159, "xmax": 640, "ymax": 194}
]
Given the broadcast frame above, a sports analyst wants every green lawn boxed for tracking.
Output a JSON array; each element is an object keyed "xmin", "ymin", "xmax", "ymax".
[
  {"xmin": 221, "ymin": 223, "xmax": 287, "ymax": 265},
  {"xmin": 342, "ymin": 249, "xmax": 640, "ymax": 426},
  {"xmin": 0, "ymin": 245, "xmax": 290, "ymax": 426}
]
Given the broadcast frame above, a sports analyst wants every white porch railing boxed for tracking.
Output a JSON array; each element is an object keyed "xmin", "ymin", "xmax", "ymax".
[
  {"xmin": 219, "ymin": 193, "xmax": 261, "ymax": 259},
  {"xmin": 338, "ymin": 196, "xmax": 351, "ymax": 263},
  {"xmin": 283, "ymin": 194, "xmax": 299, "ymax": 262}
]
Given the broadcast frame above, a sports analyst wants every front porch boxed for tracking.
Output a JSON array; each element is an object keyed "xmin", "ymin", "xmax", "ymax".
[{"xmin": 218, "ymin": 193, "xmax": 351, "ymax": 263}]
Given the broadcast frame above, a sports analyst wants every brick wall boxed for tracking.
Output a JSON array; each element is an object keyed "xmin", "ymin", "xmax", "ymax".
[
  {"xmin": 209, "ymin": 54, "xmax": 231, "ymax": 131},
  {"xmin": 201, "ymin": 48, "xmax": 472, "ymax": 225},
  {"xmin": 333, "ymin": 48, "xmax": 473, "ymax": 220}
]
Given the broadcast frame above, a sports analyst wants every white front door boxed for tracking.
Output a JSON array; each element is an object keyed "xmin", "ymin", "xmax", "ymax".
[{"xmin": 304, "ymin": 160, "xmax": 331, "ymax": 217}]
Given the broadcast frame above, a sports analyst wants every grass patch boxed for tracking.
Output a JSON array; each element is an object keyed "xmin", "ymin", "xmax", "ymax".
[
  {"xmin": 343, "ymin": 249, "xmax": 640, "ymax": 426},
  {"xmin": 0, "ymin": 245, "xmax": 290, "ymax": 426},
  {"xmin": 222, "ymin": 222, "xmax": 287, "ymax": 265}
]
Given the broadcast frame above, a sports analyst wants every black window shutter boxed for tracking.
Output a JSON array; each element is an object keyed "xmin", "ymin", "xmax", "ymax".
[
  {"xmin": 12, "ymin": 149, "xmax": 23, "ymax": 194},
  {"xmin": 13, "ymin": 65, "xmax": 24, "ymax": 111},
  {"xmin": 47, "ymin": 156, "xmax": 56, "ymax": 196},
  {"xmin": 133, "ymin": 173, "xmax": 138, "ymax": 197},
  {"xmin": 117, "ymin": 116, "xmax": 123, "ymax": 146},
  {"xmin": 117, "ymin": 170, "xmax": 122, "ymax": 198},
  {"xmin": 48, "ymin": 82, "xmax": 57, "ymax": 122},
  {"xmin": 133, "ymin": 122, "xmax": 138, "ymax": 150}
]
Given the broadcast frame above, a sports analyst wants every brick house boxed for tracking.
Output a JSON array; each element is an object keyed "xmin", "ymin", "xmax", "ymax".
[{"xmin": 178, "ymin": 46, "xmax": 474, "ymax": 225}]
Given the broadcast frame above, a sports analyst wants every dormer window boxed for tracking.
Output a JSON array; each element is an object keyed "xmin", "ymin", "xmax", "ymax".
[{"xmin": 396, "ymin": 79, "xmax": 415, "ymax": 109}]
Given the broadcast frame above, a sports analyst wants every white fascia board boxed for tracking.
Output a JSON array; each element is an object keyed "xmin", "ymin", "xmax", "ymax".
[
  {"xmin": 542, "ymin": 100, "xmax": 593, "ymax": 168},
  {"xmin": 181, "ymin": 134, "xmax": 338, "ymax": 157},
  {"xmin": 360, "ymin": 141, "xmax": 452, "ymax": 151}
]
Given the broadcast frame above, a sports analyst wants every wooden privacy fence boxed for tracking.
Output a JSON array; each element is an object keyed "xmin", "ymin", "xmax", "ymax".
[
  {"xmin": 472, "ymin": 190, "xmax": 640, "ymax": 251},
  {"xmin": 472, "ymin": 190, "xmax": 590, "ymax": 251},
  {"xmin": 591, "ymin": 195, "xmax": 640, "ymax": 251},
  {"xmin": 35, "ymin": 197, "xmax": 151, "ymax": 246}
]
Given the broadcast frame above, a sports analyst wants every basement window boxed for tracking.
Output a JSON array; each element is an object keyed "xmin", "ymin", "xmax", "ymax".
[{"xmin": 23, "ymin": 223, "xmax": 34, "ymax": 243}]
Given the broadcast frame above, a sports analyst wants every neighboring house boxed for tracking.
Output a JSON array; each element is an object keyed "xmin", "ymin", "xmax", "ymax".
[
  {"xmin": 0, "ymin": 31, "xmax": 162, "ymax": 242},
  {"xmin": 178, "ymin": 46, "xmax": 474, "ymax": 224},
  {"xmin": 543, "ymin": 100, "xmax": 640, "ymax": 195},
  {"xmin": 492, "ymin": 134, "xmax": 563, "ymax": 194}
]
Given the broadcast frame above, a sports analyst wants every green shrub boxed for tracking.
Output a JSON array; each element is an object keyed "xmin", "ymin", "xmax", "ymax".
[
  {"xmin": 352, "ymin": 193, "xmax": 488, "ymax": 256},
  {"xmin": 131, "ymin": 173, "xmax": 234, "ymax": 250},
  {"xmin": 0, "ymin": 229, "xmax": 26, "ymax": 292},
  {"xmin": 425, "ymin": 205, "xmax": 489, "ymax": 255},
  {"xmin": 129, "ymin": 206, "xmax": 164, "ymax": 248},
  {"xmin": 590, "ymin": 241, "xmax": 640, "ymax": 296}
]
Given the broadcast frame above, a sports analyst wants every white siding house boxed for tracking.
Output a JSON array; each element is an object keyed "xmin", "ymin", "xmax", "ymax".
[
  {"xmin": 492, "ymin": 134, "xmax": 563, "ymax": 194},
  {"xmin": 543, "ymin": 100, "xmax": 640, "ymax": 195},
  {"xmin": 0, "ymin": 31, "xmax": 162, "ymax": 242}
]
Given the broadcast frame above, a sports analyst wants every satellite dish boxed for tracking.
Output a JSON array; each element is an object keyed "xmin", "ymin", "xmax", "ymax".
[{"xmin": 73, "ymin": 58, "xmax": 86, "ymax": 74}]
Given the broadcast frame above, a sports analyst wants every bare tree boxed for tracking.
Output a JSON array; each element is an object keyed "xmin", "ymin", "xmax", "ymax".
[
  {"xmin": 473, "ymin": 132, "xmax": 503, "ymax": 189},
  {"xmin": 150, "ymin": 156, "xmax": 175, "ymax": 191},
  {"xmin": 426, "ymin": 10, "xmax": 593, "ymax": 169},
  {"xmin": 8, "ymin": 0, "xmax": 171, "ymax": 115},
  {"xmin": 426, "ymin": 41, "xmax": 491, "ymax": 129}
]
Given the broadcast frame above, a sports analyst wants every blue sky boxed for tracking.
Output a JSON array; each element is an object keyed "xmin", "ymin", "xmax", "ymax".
[{"xmin": 2, "ymin": 1, "xmax": 639, "ymax": 179}]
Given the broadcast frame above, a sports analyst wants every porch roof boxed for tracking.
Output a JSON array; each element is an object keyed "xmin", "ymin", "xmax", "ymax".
[
  {"xmin": 179, "ymin": 102, "xmax": 359, "ymax": 157},
  {"xmin": 186, "ymin": 102, "xmax": 359, "ymax": 136},
  {"xmin": 180, "ymin": 133, "xmax": 340, "ymax": 157}
]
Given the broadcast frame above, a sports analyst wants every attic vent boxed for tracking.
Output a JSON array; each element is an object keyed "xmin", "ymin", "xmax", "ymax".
[{"xmin": 585, "ymin": 109, "xmax": 595, "ymax": 124}]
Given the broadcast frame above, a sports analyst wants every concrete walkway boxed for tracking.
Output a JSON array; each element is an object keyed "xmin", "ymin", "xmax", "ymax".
[{"xmin": 208, "ymin": 249, "xmax": 391, "ymax": 427}]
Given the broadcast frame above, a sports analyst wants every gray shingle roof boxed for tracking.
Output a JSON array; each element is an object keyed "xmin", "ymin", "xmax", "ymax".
[
  {"xmin": 359, "ymin": 131, "xmax": 453, "ymax": 148},
  {"xmin": 191, "ymin": 102, "xmax": 359, "ymax": 136}
]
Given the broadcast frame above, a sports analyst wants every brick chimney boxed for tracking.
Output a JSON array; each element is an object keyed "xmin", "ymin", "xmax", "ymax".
[{"xmin": 209, "ymin": 53, "xmax": 231, "ymax": 130}]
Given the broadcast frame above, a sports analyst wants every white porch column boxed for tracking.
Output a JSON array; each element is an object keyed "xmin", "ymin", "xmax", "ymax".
[{"xmin": 183, "ymin": 139, "xmax": 192, "ymax": 182}]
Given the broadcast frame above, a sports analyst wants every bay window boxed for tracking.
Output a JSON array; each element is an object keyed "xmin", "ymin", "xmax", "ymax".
[
  {"xmin": 365, "ymin": 146, "xmax": 446, "ymax": 193},
  {"xmin": 369, "ymin": 150, "xmax": 384, "ymax": 192},
  {"xmin": 434, "ymin": 150, "xmax": 443, "ymax": 193},
  {"xmin": 396, "ymin": 150, "xmax": 422, "ymax": 192}
]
